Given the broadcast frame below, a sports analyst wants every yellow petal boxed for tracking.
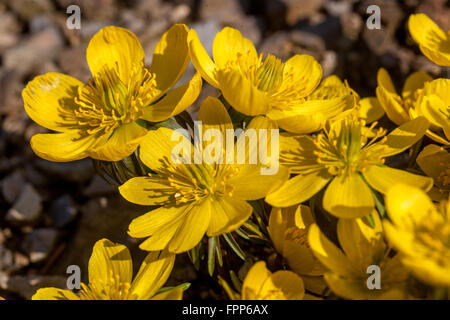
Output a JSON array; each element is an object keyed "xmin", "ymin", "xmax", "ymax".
[
  {"xmin": 168, "ymin": 200, "xmax": 211, "ymax": 253},
  {"xmin": 401, "ymin": 70, "xmax": 432, "ymax": 100},
  {"xmin": 206, "ymin": 197, "xmax": 253, "ymax": 236},
  {"xmin": 279, "ymin": 54, "xmax": 322, "ymax": 97},
  {"xmin": 130, "ymin": 250, "xmax": 175, "ymax": 299},
  {"xmin": 408, "ymin": 13, "xmax": 450, "ymax": 67},
  {"xmin": 401, "ymin": 256, "xmax": 450, "ymax": 287},
  {"xmin": 417, "ymin": 144, "xmax": 450, "ymax": 183},
  {"xmin": 86, "ymin": 26, "xmax": 144, "ymax": 83},
  {"xmin": 358, "ymin": 97, "xmax": 385, "ymax": 123},
  {"xmin": 22, "ymin": 72, "xmax": 82, "ymax": 132},
  {"xmin": 216, "ymin": 69, "xmax": 270, "ymax": 116},
  {"xmin": 148, "ymin": 24, "xmax": 190, "ymax": 100},
  {"xmin": 376, "ymin": 68, "xmax": 408, "ymax": 125},
  {"xmin": 260, "ymin": 270, "xmax": 305, "ymax": 300},
  {"xmin": 128, "ymin": 205, "xmax": 187, "ymax": 240},
  {"xmin": 385, "ymin": 183, "xmax": 435, "ymax": 231},
  {"xmin": 188, "ymin": 29, "xmax": 219, "ymax": 87},
  {"xmin": 139, "ymin": 127, "xmax": 193, "ymax": 172},
  {"xmin": 418, "ymin": 95, "xmax": 450, "ymax": 140},
  {"xmin": 119, "ymin": 176, "xmax": 174, "ymax": 206},
  {"xmin": 212, "ymin": 27, "xmax": 258, "ymax": 70},
  {"xmin": 241, "ymin": 261, "xmax": 272, "ymax": 299},
  {"xmin": 229, "ymin": 165, "xmax": 289, "ymax": 201},
  {"xmin": 363, "ymin": 165, "xmax": 433, "ymax": 195},
  {"xmin": 142, "ymin": 72, "xmax": 202, "ymax": 123},
  {"xmin": 151, "ymin": 288, "xmax": 183, "ymax": 300},
  {"xmin": 323, "ymin": 174, "xmax": 374, "ymax": 218},
  {"xmin": 87, "ymin": 122, "xmax": 148, "ymax": 161},
  {"xmin": 198, "ymin": 96, "xmax": 233, "ymax": 144},
  {"xmin": 366, "ymin": 116, "xmax": 429, "ymax": 157},
  {"xmin": 32, "ymin": 288, "xmax": 80, "ymax": 300},
  {"xmin": 265, "ymin": 171, "xmax": 331, "ymax": 207},
  {"xmin": 88, "ymin": 238, "xmax": 133, "ymax": 287},
  {"xmin": 30, "ymin": 132, "xmax": 94, "ymax": 162},
  {"xmin": 377, "ymin": 68, "xmax": 398, "ymax": 95},
  {"xmin": 308, "ymin": 224, "xmax": 356, "ymax": 277}
]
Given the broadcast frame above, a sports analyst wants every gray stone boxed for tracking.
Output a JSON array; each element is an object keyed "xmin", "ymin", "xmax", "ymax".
[
  {"xmin": 83, "ymin": 175, "xmax": 115, "ymax": 197},
  {"xmin": 6, "ymin": 184, "xmax": 42, "ymax": 225},
  {"xmin": 0, "ymin": 274, "xmax": 66, "ymax": 300},
  {"xmin": 49, "ymin": 195, "xmax": 78, "ymax": 228},
  {"xmin": 1, "ymin": 170, "xmax": 26, "ymax": 203},
  {"xmin": 35, "ymin": 158, "xmax": 94, "ymax": 183},
  {"xmin": 22, "ymin": 228, "xmax": 59, "ymax": 263}
]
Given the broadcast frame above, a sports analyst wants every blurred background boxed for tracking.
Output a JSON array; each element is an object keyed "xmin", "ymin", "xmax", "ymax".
[{"xmin": 0, "ymin": 0, "xmax": 449, "ymax": 300}]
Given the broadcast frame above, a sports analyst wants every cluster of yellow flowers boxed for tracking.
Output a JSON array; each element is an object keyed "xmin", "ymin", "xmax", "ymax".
[{"xmin": 10, "ymin": 13, "xmax": 449, "ymax": 300}]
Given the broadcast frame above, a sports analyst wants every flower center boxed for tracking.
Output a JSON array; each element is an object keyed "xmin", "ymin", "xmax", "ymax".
[
  {"xmin": 313, "ymin": 119, "xmax": 387, "ymax": 176},
  {"xmin": 161, "ymin": 161, "xmax": 239, "ymax": 204},
  {"xmin": 79, "ymin": 273, "xmax": 138, "ymax": 300},
  {"xmin": 73, "ymin": 62, "xmax": 157, "ymax": 136}
]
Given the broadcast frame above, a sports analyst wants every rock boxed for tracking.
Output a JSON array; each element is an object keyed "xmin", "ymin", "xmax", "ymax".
[
  {"xmin": 3, "ymin": 27, "xmax": 64, "ymax": 78},
  {"xmin": 22, "ymin": 229, "xmax": 59, "ymax": 263},
  {"xmin": 324, "ymin": 0, "xmax": 351, "ymax": 16},
  {"xmin": 281, "ymin": 0, "xmax": 325, "ymax": 26},
  {"xmin": 35, "ymin": 158, "xmax": 94, "ymax": 183},
  {"xmin": 340, "ymin": 11, "xmax": 363, "ymax": 41},
  {"xmin": 9, "ymin": 0, "xmax": 54, "ymax": 21},
  {"xmin": 47, "ymin": 196, "xmax": 145, "ymax": 278},
  {"xmin": 83, "ymin": 175, "xmax": 116, "ymax": 197},
  {"xmin": 57, "ymin": 45, "xmax": 91, "ymax": 83},
  {"xmin": 322, "ymin": 50, "xmax": 338, "ymax": 77},
  {"xmin": 2, "ymin": 111, "xmax": 28, "ymax": 137},
  {"xmin": 0, "ymin": 274, "xmax": 66, "ymax": 300},
  {"xmin": 1, "ymin": 170, "xmax": 26, "ymax": 203},
  {"xmin": 6, "ymin": 184, "xmax": 43, "ymax": 226},
  {"xmin": 0, "ymin": 11, "xmax": 21, "ymax": 54},
  {"xmin": 49, "ymin": 195, "xmax": 78, "ymax": 228},
  {"xmin": 0, "ymin": 246, "xmax": 14, "ymax": 271}
]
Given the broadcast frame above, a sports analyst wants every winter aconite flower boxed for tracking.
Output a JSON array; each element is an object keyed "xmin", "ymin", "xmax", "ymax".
[
  {"xmin": 408, "ymin": 13, "xmax": 450, "ymax": 67},
  {"xmin": 309, "ymin": 213, "xmax": 409, "ymax": 299},
  {"xmin": 241, "ymin": 261, "xmax": 305, "ymax": 300},
  {"xmin": 32, "ymin": 239, "xmax": 182, "ymax": 300},
  {"xmin": 268, "ymin": 205, "xmax": 327, "ymax": 294},
  {"xmin": 266, "ymin": 116, "xmax": 433, "ymax": 218},
  {"xmin": 23, "ymin": 25, "xmax": 201, "ymax": 162},
  {"xmin": 417, "ymin": 144, "xmax": 450, "ymax": 201},
  {"xmin": 188, "ymin": 27, "xmax": 352, "ymax": 133},
  {"xmin": 119, "ymin": 97, "xmax": 289, "ymax": 253},
  {"xmin": 376, "ymin": 68, "xmax": 450, "ymax": 145},
  {"xmin": 384, "ymin": 184, "xmax": 450, "ymax": 287}
]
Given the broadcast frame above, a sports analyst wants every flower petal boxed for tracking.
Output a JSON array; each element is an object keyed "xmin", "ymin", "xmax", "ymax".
[
  {"xmin": 30, "ymin": 132, "xmax": 94, "ymax": 162},
  {"xmin": 151, "ymin": 288, "xmax": 183, "ymax": 300},
  {"xmin": 408, "ymin": 13, "xmax": 450, "ymax": 67},
  {"xmin": 242, "ymin": 261, "xmax": 272, "ymax": 299},
  {"xmin": 168, "ymin": 200, "xmax": 211, "ymax": 253},
  {"xmin": 23, "ymin": 72, "xmax": 81, "ymax": 132},
  {"xmin": 366, "ymin": 116, "xmax": 429, "ymax": 157},
  {"xmin": 376, "ymin": 68, "xmax": 408, "ymax": 125},
  {"xmin": 280, "ymin": 54, "xmax": 322, "ymax": 97},
  {"xmin": 119, "ymin": 176, "xmax": 175, "ymax": 206},
  {"xmin": 261, "ymin": 270, "xmax": 305, "ymax": 300},
  {"xmin": 149, "ymin": 24, "xmax": 190, "ymax": 100},
  {"xmin": 401, "ymin": 70, "xmax": 432, "ymax": 100},
  {"xmin": 88, "ymin": 238, "xmax": 133, "ymax": 287},
  {"xmin": 206, "ymin": 197, "xmax": 253, "ymax": 236},
  {"xmin": 139, "ymin": 127, "xmax": 193, "ymax": 172},
  {"xmin": 265, "ymin": 171, "xmax": 332, "ymax": 207},
  {"xmin": 229, "ymin": 164, "xmax": 289, "ymax": 201},
  {"xmin": 32, "ymin": 288, "xmax": 80, "ymax": 300},
  {"xmin": 87, "ymin": 122, "xmax": 148, "ymax": 161},
  {"xmin": 212, "ymin": 27, "xmax": 258, "ymax": 70},
  {"xmin": 188, "ymin": 29, "xmax": 219, "ymax": 87},
  {"xmin": 86, "ymin": 26, "xmax": 144, "ymax": 83},
  {"xmin": 417, "ymin": 95, "xmax": 450, "ymax": 140},
  {"xmin": 308, "ymin": 224, "xmax": 356, "ymax": 277},
  {"xmin": 216, "ymin": 69, "xmax": 270, "ymax": 116},
  {"xmin": 142, "ymin": 72, "xmax": 202, "ymax": 123},
  {"xmin": 417, "ymin": 144, "xmax": 450, "ymax": 184},
  {"xmin": 130, "ymin": 250, "xmax": 175, "ymax": 300},
  {"xmin": 198, "ymin": 96, "xmax": 233, "ymax": 140},
  {"xmin": 323, "ymin": 174, "xmax": 374, "ymax": 218},
  {"xmin": 363, "ymin": 165, "xmax": 433, "ymax": 194},
  {"xmin": 358, "ymin": 97, "xmax": 385, "ymax": 123}
]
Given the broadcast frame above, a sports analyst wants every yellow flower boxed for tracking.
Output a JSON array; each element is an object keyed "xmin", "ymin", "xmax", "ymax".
[
  {"xmin": 119, "ymin": 97, "xmax": 289, "ymax": 253},
  {"xmin": 308, "ymin": 213, "xmax": 409, "ymax": 299},
  {"xmin": 32, "ymin": 239, "xmax": 182, "ymax": 300},
  {"xmin": 241, "ymin": 261, "xmax": 305, "ymax": 300},
  {"xmin": 23, "ymin": 25, "xmax": 202, "ymax": 162},
  {"xmin": 408, "ymin": 13, "xmax": 450, "ymax": 67},
  {"xmin": 268, "ymin": 204, "xmax": 327, "ymax": 294},
  {"xmin": 384, "ymin": 184, "xmax": 450, "ymax": 287},
  {"xmin": 417, "ymin": 144, "xmax": 450, "ymax": 201},
  {"xmin": 188, "ymin": 27, "xmax": 352, "ymax": 133},
  {"xmin": 266, "ymin": 116, "xmax": 433, "ymax": 218},
  {"xmin": 376, "ymin": 68, "xmax": 449, "ymax": 145}
]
